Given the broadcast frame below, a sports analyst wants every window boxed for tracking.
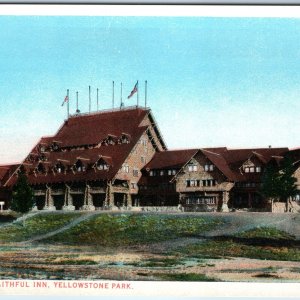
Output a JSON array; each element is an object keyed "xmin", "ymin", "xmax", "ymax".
[
  {"xmin": 186, "ymin": 198, "xmax": 193, "ymax": 205},
  {"xmin": 133, "ymin": 169, "xmax": 139, "ymax": 177},
  {"xmin": 168, "ymin": 169, "xmax": 176, "ymax": 176},
  {"xmin": 141, "ymin": 139, "xmax": 147, "ymax": 146},
  {"xmin": 244, "ymin": 166, "xmax": 261, "ymax": 173},
  {"xmin": 150, "ymin": 170, "xmax": 154, "ymax": 176},
  {"xmin": 131, "ymin": 182, "xmax": 137, "ymax": 189},
  {"xmin": 204, "ymin": 164, "xmax": 214, "ymax": 172},
  {"xmin": 141, "ymin": 156, "xmax": 146, "ymax": 164},
  {"xmin": 188, "ymin": 165, "xmax": 198, "ymax": 172},
  {"xmin": 186, "ymin": 179, "xmax": 200, "ymax": 187},
  {"xmin": 121, "ymin": 135, "xmax": 130, "ymax": 144},
  {"xmin": 97, "ymin": 163, "xmax": 108, "ymax": 171},
  {"xmin": 77, "ymin": 160, "xmax": 86, "ymax": 172},
  {"xmin": 37, "ymin": 163, "xmax": 46, "ymax": 174},
  {"xmin": 122, "ymin": 165, "xmax": 129, "ymax": 173},
  {"xmin": 160, "ymin": 170, "xmax": 165, "ymax": 176},
  {"xmin": 96, "ymin": 159, "xmax": 109, "ymax": 171},
  {"xmin": 55, "ymin": 163, "xmax": 65, "ymax": 174}
]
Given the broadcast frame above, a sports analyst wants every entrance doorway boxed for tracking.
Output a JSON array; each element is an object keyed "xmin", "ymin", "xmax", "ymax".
[
  {"xmin": 35, "ymin": 196, "xmax": 45, "ymax": 210},
  {"xmin": 53, "ymin": 195, "xmax": 64, "ymax": 210},
  {"xmin": 92, "ymin": 194, "xmax": 106, "ymax": 208},
  {"xmin": 72, "ymin": 194, "xmax": 84, "ymax": 210}
]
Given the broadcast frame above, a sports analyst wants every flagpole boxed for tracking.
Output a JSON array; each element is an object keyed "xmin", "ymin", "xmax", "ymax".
[
  {"xmin": 89, "ymin": 86, "xmax": 91, "ymax": 113},
  {"xmin": 76, "ymin": 91, "xmax": 79, "ymax": 113},
  {"xmin": 145, "ymin": 80, "xmax": 147, "ymax": 108},
  {"xmin": 112, "ymin": 81, "xmax": 115, "ymax": 109},
  {"xmin": 97, "ymin": 88, "xmax": 99, "ymax": 111},
  {"xmin": 67, "ymin": 89, "xmax": 69, "ymax": 119},
  {"xmin": 120, "ymin": 82, "xmax": 123, "ymax": 109},
  {"xmin": 137, "ymin": 80, "xmax": 139, "ymax": 107}
]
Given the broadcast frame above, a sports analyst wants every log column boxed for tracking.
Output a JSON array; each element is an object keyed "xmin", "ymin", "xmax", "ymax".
[
  {"xmin": 127, "ymin": 193, "xmax": 132, "ymax": 207},
  {"xmin": 45, "ymin": 187, "xmax": 56, "ymax": 211},
  {"xmin": 82, "ymin": 184, "xmax": 95, "ymax": 211},
  {"xmin": 109, "ymin": 182, "xmax": 114, "ymax": 207},
  {"xmin": 63, "ymin": 185, "xmax": 75, "ymax": 211},
  {"xmin": 221, "ymin": 191, "xmax": 229, "ymax": 212}
]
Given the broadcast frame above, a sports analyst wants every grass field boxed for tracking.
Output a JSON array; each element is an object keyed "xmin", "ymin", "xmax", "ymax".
[{"xmin": 0, "ymin": 211, "xmax": 300, "ymax": 281}]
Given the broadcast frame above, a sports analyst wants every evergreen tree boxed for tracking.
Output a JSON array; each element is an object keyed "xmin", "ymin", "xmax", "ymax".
[
  {"xmin": 261, "ymin": 156, "xmax": 297, "ymax": 209},
  {"xmin": 278, "ymin": 156, "xmax": 298, "ymax": 202},
  {"xmin": 10, "ymin": 172, "xmax": 34, "ymax": 213},
  {"xmin": 260, "ymin": 162, "xmax": 281, "ymax": 201}
]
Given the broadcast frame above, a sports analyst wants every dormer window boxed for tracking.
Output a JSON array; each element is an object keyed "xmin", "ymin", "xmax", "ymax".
[
  {"xmin": 74, "ymin": 160, "xmax": 85, "ymax": 172},
  {"xmin": 120, "ymin": 134, "xmax": 130, "ymax": 144},
  {"xmin": 40, "ymin": 145, "xmax": 46, "ymax": 153},
  {"xmin": 36, "ymin": 162, "xmax": 46, "ymax": 174},
  {"xmin": 55, "ymin": 162, "xmax": 65, "ymax": 174},
  {"xmin": 39, "ymin": 154, "xmax": 47, "ymax": 162},
  {"xmin": 17, "ymin": 165, "xmax": 27, "ymax": 175},
  {"xmin": 96, "ymin": 158, "xmax": 109, "ymax": 171},
  {"xmin": 51, "ymin": 142, "xmax": 60, "ymax": 151}
]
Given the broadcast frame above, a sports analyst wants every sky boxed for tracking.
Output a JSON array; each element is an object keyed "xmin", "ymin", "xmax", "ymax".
[{"xmin": 1, "ymin": 14, "xmax": 300, "ymax": 164}]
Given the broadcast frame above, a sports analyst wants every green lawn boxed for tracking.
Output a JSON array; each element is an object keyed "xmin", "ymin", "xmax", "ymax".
[
  {"xmin": 47, "ymin": 213, "xmax": 222, "ymax": 246},
  {"xmin": 0, "ymin": 212, "xmax": 81, "ymax": 242},
  {"xmin": 176, "ymin": 227, "xmax": 300, "ymax": 261}
]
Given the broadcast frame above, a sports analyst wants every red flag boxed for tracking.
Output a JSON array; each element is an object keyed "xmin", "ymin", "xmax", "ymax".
[
  {"xmin": 127, "ymin": 81, "xmax": 138, "ymax": 99},
  {"xmin": 61, "ymin": 95, "xmax": 69, "ymax": 106}
]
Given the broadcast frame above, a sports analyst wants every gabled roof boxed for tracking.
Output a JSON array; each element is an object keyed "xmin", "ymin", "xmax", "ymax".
[
  {"xmin": 200, "ymin": 149, "xmax": 237, "ymax": 181},
  {"xmin": 141, "ymin": 146, "xmax": 290, "ymax": 184},
  {"xmin": 0, "ymin": 164, "xmax": 20, "ymax": 186},
  {"xmin": 54, "ymin": 107, "xmax": 150, "ymax": 148},
  {"xmin": 223, "ymin": 148, "xmax": 288, "ymax": 169},
  {"xmin": 23, "ymin": 126, "xmax": 148, "ymax": 185},
  {"xmin": 144, "ymin": 149, "xmax": 199, "ymax": 170},
  {"xmin": 6, "ymin": 107, "xmax": 168, "ymax": 187}
]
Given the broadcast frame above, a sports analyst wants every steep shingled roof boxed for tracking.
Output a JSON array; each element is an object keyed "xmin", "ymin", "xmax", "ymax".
[
  {"xmin": 27, "ymin": 126, "xmax": 148, "ymax": 185},
  {"xmin": 5, "ymin": 107, "xmax": 166, "ymax": 187},
  {"xmin": 200, "ymin": 149, "xmax": 238, "ymax": 181},
  {"xmin": 144, "ymin": 149, "xmax": 199, "ymax": 170},
  {"xmin": 142, "ymin": 147, "xmax": 290, "ymax": 184},
  {"xmin": 0, "ymin": 164, "xmax": 20, "ymax": 186},
  {"xmin": 54, "ymin": 108, "xmax": 150, "ymax": 148},
  {"xmin": 223, "ymin": 148, "xmax": 288, "ymax": 168}
]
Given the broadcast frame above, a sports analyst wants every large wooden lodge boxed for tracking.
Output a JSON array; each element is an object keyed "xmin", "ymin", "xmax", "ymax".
[{"xmin": 1, "ymin": 106, "xmax": 300, "ymax": 213}]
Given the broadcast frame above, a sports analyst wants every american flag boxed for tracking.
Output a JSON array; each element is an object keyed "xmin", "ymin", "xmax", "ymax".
[
  {"xmin": 61, "ymin": 95, "xmax": 69, "ymax": 106},
  {"xmin": 127, "ymin": 81, "xmax": 138, "ymax": 99}
]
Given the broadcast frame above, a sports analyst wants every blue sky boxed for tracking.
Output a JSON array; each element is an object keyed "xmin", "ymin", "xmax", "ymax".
[{"xmin": 1, "ymin": 16, "xmax": 300, "ymax": 164}]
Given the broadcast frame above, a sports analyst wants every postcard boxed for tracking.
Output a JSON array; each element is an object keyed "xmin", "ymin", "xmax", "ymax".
[{"xmin": 0, "ymin": 4, "xmax": 300, "ymax": 298}]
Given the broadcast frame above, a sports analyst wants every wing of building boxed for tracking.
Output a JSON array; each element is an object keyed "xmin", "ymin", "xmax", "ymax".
[
  {"xmin": 2, "ymin": 107, "xmax": 166, "ymax": 211},
  {"xmin": 1, "ymin": 106, "xmax": 299, "ymax": 213}
]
